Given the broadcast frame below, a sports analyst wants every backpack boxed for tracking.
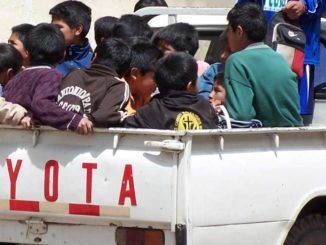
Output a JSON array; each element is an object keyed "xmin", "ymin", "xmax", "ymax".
[{"xmin": 265, "ymin": 11, "xmax": 306, "ymax": 78}]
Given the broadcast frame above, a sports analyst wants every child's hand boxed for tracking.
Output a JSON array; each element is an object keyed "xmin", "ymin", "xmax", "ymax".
[
  {"xmin": 76, "ymin": 118, "xmax": 93, "ymax": 135},
  {"xmin": 283, "ymin": 1, "xmax": 306, "ymax": 20},
  {"xmin": 20, "ymin": 116, "xmax": 33, "ymax": 129}
]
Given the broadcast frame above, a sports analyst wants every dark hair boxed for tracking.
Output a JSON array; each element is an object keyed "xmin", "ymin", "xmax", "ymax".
[
  {"xmin": 112, "ymin": 15, "xmax": 153, "ymax": 42},
  {"xmin": 134, "ymin": 0, "xmax": 168, "ymax": 22},
  {"xmin": 25, "ymin": 23, "xmax": 65, "ymax": 65},
  {"xmin": 152, "ymin": 23, "xmax": 199, "ymax": 56},
  {"xmin": 134, "ymin": 0, "xmax": 168, "ymax": 12},
  {"xmin": 11, "ymin": 23, "xmax": 34, "ymax": 47},
  {"xmin": 94, "ymin": 16, "xmax": 118, "ymax": 45},
  {"xmin": 227, "ymin": 2, "xmax": 267, "ymax": 42},
  {"xmin": 126, "ymin": 41, "xmax": 162, "ymax": 77},
  {"xmin": 155, "ymin": 52, "xmax": 197, "ymax": 94},
  {"xmin": 49, "ymin": 1, "xmax": 92, "ymax": 38},
  {"xmin": 0, "ymin": 43, "xmax": 23, "ymax": 74},
  {"xmin": 94, "ymin": 38, "xmax": 132, "ymax": 77}
]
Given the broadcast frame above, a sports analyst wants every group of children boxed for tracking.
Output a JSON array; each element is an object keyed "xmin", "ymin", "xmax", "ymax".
[{"xmin": 0, "ymin": 0, "xmax": 304, "ymax": 133}]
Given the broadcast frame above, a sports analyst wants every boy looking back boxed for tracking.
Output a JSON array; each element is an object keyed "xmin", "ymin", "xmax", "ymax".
[
  {"xmin": 3, "ymin": 23, "xmax": 93, "ymax": 134},
  {"xmin": 58, "ymin": 38, "xmax": 131, "ymax": 127},
  {"xmin": 50, "ymin": 1, "xmax": 92, "ymax": 76},
  {"xmin": 124, "ymin": 52, "xmax": 218, "ymax": 130}
]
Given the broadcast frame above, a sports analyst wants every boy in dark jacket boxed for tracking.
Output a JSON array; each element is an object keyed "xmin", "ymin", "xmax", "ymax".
[
  {"xmin": 124, "ymin": 52, "xmax": 218, "ymax": 130},
  {"xmin": 3, "ymin": 23, "xmax": 93, "ymax": 134},
  {"xmin": 57, "ymin": 38, "xmax": 131, "ymax": 127},
  {"xmin": 50, "ymin": 1, "xmax": 93, "ymax": 76}
]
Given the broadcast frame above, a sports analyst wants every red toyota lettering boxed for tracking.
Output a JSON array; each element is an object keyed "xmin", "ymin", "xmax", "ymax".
[
  {"xmin": 119, "ymin": 164, "xmax": 137, "ymax": 206},
  {"xmin": 82, "ymin": 163, "xmax": 97, "ymax": 203},
  {"xmin": 6, "ymin": 159, "xmax": 23, "ymax": 199},
  {"xmin": 44, "ymin": 160, "xmax": 59, "ymax": 202}
]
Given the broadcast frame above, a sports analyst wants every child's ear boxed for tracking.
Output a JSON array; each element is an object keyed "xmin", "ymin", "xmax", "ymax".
[
  {"xmin": 130, "ymin": 67, "xmax": 140, "ymax": 81},
  {"xmin": 75, "ymin": 24, "xmax": 83, "ymax": 36},
  {"xmin": 186, "ymin": 81, "xmax": 198, "ymax": 93},
  {"xmin": 1, "ymin": 68, "xmax": 15, "ymax": 86},
  {"xmin": 236, "ymin": 25, "xmax": 244, "ymax": 38}
]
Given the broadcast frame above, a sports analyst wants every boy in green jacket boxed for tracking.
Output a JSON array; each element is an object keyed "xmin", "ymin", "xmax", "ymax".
[{"xmin": 224, "ymin": 2, "xmax": 303, "ymax": 127}]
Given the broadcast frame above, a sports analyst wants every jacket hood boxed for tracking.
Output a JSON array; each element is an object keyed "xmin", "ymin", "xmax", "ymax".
[{"xmin": 158, "ymin": 90, "xmax": 200, "ymax": 109}]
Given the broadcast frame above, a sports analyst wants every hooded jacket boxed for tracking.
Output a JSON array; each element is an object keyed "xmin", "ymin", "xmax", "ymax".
[
  {"xmin": 124, "ymin": 90, "xmax": 218, "ymax": 130},
  {"xmin": 56, "ymin": 38, "xmax": 93, "ymax": 76},
  {"xmin": 58, "ymin": 64, "xmax": 129, "ymax": 127}
]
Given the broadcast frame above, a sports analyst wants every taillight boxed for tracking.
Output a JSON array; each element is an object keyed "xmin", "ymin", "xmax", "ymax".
[{"xmin": 116, "ymin": 227, "xmax": 164, "ymax": 245}]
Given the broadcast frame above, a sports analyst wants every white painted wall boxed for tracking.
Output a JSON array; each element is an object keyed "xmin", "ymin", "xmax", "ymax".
[{"xmin": 1, "ymin": 0, "xmax": 235, "ymax": 49}]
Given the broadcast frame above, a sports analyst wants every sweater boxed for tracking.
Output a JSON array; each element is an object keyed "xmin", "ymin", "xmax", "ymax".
[
  {"xmin": 224, "ymin": 43, "xmax": 303, "ymax": 127},
  {"xmin": 56, "ymin": 39, "xmax": 93, "ymax": 76},
  {"xmin": 3, "ymin": 66, "xmax": 82, "ymax": 130},
  {"xmin": 57, "ymin": 64, "xmax": 129, "ymax": 127},
  {"xmin": 124, "ymin": 90, "xmax": 218, "ymax": 130}
]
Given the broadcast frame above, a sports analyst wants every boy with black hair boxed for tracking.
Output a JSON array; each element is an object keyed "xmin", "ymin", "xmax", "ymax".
[
  {"xmin": 112, "ymin": 14, "xmax": 153, "ymax": 42},
  {"xmin": 8, "ymin": 23, "xmax": 34, "ymax": 67},
  {"xmin": 152, "ymin": 22, "xmax": 209, "ymax": 76},
  {"xmin": 3, "ymin": 23, "xmax": 93, "ymax": 134},
  {"xmin": 124, "ymin": 41, "xmax": 162, "ymax": 115},
  {"xmin": 58, "ymin": 38, "xmax": 131, "ymax": 127},
  {"xmin": 134, "ymin": 0, "xmax": 168, "ymax": 23},
  {"xmin": 224, "ymin": 2, "xmax": 303, "ymax": 127},
  {"xmin": 50, "ymin": 0, "xmax": 92, "ymax": 76},
  {"xmin": 0, "ymin": 43, "xmax": 28, "ymax": 126},
  {"xmin": 94, "ymin": 16, "xmax": 118, "ymax": 45},
  {"xmin": 124, "ymin": 52, "xmax": 218, "ymax": 130}
]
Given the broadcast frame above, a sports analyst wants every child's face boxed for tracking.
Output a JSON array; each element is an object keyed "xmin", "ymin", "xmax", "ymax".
[
  {"xmin": 51, "ymin": 17, "xmax": 77, "ymax": 47},
  {"xmin": 131, "ymin": 71, "xmax": 156, "ymax": 99},
  {"xmin": 8, "ymin": 32, "xmax": 29, "ymax": 63},
  {"xmin": 158, "ymin": 40, "xmax": 176, "ymax": 54},
  {"xmin": 209, "ymin": 82, "xmax": 226, "ymax": 113},
  {"xmin": 227, "ymin": 24, "xmax": 246, "ymax": 53}
]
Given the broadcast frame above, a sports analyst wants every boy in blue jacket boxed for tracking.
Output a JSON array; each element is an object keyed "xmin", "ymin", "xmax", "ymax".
[{"xmin": 50, "ymin": 1, "xmax": 93, "ymax": 77}]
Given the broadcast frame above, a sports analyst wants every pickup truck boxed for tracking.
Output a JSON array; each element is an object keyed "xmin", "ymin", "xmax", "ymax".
[
  {"xmin": 1, "ymin": 7, "xmax": 326, "ymax": 245},
  {"xmin": 2, "ymin": 125, "xmax": 326, "ymax": 245}
]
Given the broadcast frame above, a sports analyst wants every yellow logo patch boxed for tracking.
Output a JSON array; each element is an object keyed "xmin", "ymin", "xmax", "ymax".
[{"xmin": 175, "ymin": 111, "xmax": 203, "ymax": 130}]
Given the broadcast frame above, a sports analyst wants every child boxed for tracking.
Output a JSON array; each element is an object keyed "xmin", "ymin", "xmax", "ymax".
[
  {"xmin": 50, "ymin": 1, "xmax": 93, "ymax": 76},
  {"xmin": 112, "ymin": 14, "xmax": 153, "ymax": 42},
  {"xmin": 8, "ymin": 23, "xmax": 34, "ymax": 67},
  {"xmin": 123, "ymin": 52, "xmax": 218, "ymax": 130},
  {"xmin": 57, "ymin": 38, "xmax": 131, "ymax": 127},
  {"xmin": 152, "ymin": 23, "xmax": 209, "ymax": 76},
  {"xmin": 198, "ymin": 30, "xmax": 230, "ymax": 100},
  {"xmin": 94, "ymin": 16, "xmax": 118, "ymax": 46},
  {"xmin": 124, "ymin": 41, "xmax": 162, "ymax": 115},
  {"xmin": 224, "ymin": 2, "xmax": 303, "ymax": 127},
  {"xmin": 0, "ymin": 43, "xmax": 28, "ymax": 126},
  {"xmin": 209, "ymin": 73, "xmax": 262, "ymax": 128},
  {"xmin": 3, "ymin": 23, "xmax": 93, "ymax": 134}
]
